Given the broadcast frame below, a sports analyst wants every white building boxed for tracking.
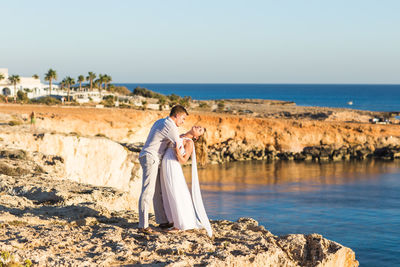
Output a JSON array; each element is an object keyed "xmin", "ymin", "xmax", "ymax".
[{"xmin": 0, "ymin": 68, "xmax": 58, "ymax": 98}]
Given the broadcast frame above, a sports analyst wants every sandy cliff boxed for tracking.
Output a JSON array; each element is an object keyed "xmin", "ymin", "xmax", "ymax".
[
  {"xmin": 0, "ymin": 132, "xmax": 136, "ymax": 190},
  {"xmin": 1, "ymin": 105, "xmax": 399, "ymax": 152}
]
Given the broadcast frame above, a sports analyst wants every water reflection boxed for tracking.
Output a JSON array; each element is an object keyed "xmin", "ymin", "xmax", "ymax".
[
  {"xmin": 183, "ymin": 160, "xmax": 400, "ymax": 192},
  {"xmin": 184, "ymin": 160, "xmax": 400, "ymax": 266}
]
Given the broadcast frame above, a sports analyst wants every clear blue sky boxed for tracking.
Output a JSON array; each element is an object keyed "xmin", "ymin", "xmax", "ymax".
[{"xmin": 1, "ymin": 0, "xmax": 399, "ymax": 83}]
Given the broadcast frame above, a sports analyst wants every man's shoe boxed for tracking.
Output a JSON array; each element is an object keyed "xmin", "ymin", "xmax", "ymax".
[
  {"xmin": 139, "ymin": 227, "xmax": 160, "ymax": 235},
  {"xmin": 159, "ymin": 222, "xmax": 174, "ymax": 230}
]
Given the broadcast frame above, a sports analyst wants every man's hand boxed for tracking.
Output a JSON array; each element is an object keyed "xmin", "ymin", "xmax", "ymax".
[{"xmin": 175, "ymin": 142, "xmax": 187, "ymax": 164}]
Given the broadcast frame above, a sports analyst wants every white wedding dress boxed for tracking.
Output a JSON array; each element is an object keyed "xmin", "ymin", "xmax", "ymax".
[{"xmin": 160, "ymin": 137, "xmax": 213, "ymax": 237}]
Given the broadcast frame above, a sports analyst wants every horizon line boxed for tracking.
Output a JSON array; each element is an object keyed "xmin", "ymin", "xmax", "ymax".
[{"xmin": 113, "ymin": 82, "xmax": 400, "ymax": 86}]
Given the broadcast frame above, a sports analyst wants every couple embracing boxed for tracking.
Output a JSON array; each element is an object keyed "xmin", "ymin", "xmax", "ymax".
[{"xmin": 138, "ymin": 105, "xmax": 213, "ymax": 237}]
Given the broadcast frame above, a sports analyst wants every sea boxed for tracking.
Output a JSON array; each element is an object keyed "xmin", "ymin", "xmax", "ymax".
[
  {"xmin": 117, "ymin": 83, "xmax": 400, "ymax": 112},
  {"xmin": 119, "ymin": 83, "xmax": 399, "ymax": 266},
  {"xmin": 184, "ymin": 160, "xmax": 400, "ymax": 267}
]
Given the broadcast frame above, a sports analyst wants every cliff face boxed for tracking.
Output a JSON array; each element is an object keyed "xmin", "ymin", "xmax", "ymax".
[
  {"xmin": 1, "ymin": 105, "xmax": 399, "ymax": 153},
  {"xmin": 0, "ymin": 132, "xmax": 135, "ymax": 190},
  {"xmin": 1, "ymin": 106, "xmax": 399, "ymax": 191},
  {"xmin": 189, "ymin": 113, "xmax": 400, "ymax": 152}
]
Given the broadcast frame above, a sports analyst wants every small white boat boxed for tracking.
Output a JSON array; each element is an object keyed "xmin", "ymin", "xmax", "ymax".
[{"xmin": 347, "ymin": 101, "xmax": 353, "ymax": 105}]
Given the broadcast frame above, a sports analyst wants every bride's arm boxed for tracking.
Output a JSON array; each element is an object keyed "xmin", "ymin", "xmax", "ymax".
[{"xmin": 175, "ymin": 140, "xmax": 194, "ymax": 164}]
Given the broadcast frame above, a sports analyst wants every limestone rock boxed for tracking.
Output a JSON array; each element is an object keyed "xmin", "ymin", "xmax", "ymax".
[
  {"xmin": 0, "ymin": 132, "xmax": 135, "ymax": 191},
  {"xmin": 0, "ymin": 150, "xmax": 359, "ymax": 267}
]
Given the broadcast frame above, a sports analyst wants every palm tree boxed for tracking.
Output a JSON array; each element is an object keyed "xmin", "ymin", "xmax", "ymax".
[
  {"xmin": 103, "ymin": 75, "xmax": 112, "ymax": 91},
  {"xmin": 95, "ymin": 74, "xmax": 106, "ymax": 98},
  {"xmin": 77, "ymin": 75, "xmax": 85, "ymax": 92},
  {"xmin": 64, "ymin": 76, "xmax": 75, "ymax": 102},
  {"xmin": 8, "ymin": 75, "xmax": 21, "ymax": 101},
  {"xmin": 32, "ymin": 74, "xmax": 39, "ymax": 79},
  {"xmin": 86, "ymin": 72, "xmax": 96, "ymax": 91},
  {"xmin": 60, "ymin": 79, "xmax": 66, "ymax": 91},
  {"xmin": 0, "ymin": 74, "xmax": 5, "ymax": 83},
  {"xmin": 44, "ymin": 69, "xmax": 57, "ymax": 96},
  {"xmin": 94, "ymin": 78, "xmax": 101, "ymax": 97},
  {"xmin": 99, "ymin": 74, "xmax": 104, "ymax": 90}
]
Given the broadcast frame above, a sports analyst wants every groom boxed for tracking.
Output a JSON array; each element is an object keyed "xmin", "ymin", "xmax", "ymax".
[{"xmin": 138, "ymin": 105, "xmax": 188, "ymax": 233}]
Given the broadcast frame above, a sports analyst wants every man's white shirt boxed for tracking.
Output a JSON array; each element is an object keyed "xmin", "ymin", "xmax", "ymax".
[{"xmin": 139, "ymin": 117, "xmax": 181, "ymax": 162}]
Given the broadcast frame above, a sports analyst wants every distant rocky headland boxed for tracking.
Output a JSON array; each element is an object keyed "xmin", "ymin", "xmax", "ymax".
[
  {"xmin": 1, "ymin": 101, "xmax": 398, "ymax": 266},
  {"xmin": 1, "ymin": 104, "xmax": 399, "ymax": 165}
]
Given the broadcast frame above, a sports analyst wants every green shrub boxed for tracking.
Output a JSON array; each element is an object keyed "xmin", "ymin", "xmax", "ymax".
[
  {"xmin": 133, "ymin": 86, "xmax": 192, "ymax": 108},
  {"xmin": 118, "ymin": 103, "xmax": 131, "ymax": 109},
  {"xmin": 158, "ymin": 97, "xmax": 167, "ymax": 105},
  {"xmin": 179, "ymin": 96, "xmax": 191, "ymax": 108},
  {"xmin": 1, "ymin": 251, "xmax": 11, "ymax": 261},
  {"xmin": 103, "ymin": 95, "xmax": 114, "ymax": 100},
  {"xmin": 100, "ymin": 95, "xmax": 115, "ymax": 107},
  {"xmin": 107, "ymin": 85, "xmax": 131, "ymax": 95},
  {"xmin": 0, "ymin": 250, "xmax": 32, "ymax": 267},
  {"xmin": 133, "ymin": 87, "xmax": 165, "ymax": 100},
  {"xmin": 0, "ymin": 95, "xmax": 7, "ymax": 103},
  {"xmin": 217, "ymin": 100, "xmax": 225, "ymax": 111},
  {"xmin": 199, "ymin": 102, "xmax": 210, "ymax": 108},
  {"xmin": 167, "ymin": 93, "xmax": 180, "ymax": 102},
  {"xmin": 24, "ymin": 259, "xmax": 33, "ymax": 267},
  {"xmin": 17, "ymin": 90, "xmax": 29, "ymax": 103},
  {"xmin": 31, "ymin": 96, "xmax": 61, "ymax": 105}
]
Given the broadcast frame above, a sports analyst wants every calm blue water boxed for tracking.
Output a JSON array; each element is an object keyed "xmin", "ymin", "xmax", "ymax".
[
  {"xmin": 118, "ymin": 83, "xmax": 400, "ymax": 112},
  {"xmin": 184, "ymin": 160, "xmax": 400, "ymax": 266}
]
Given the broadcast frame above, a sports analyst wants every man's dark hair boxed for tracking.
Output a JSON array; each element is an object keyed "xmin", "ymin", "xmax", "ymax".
[{"xmin": 170, "ymin": 105, "xmax": 189, "ymax": 117}]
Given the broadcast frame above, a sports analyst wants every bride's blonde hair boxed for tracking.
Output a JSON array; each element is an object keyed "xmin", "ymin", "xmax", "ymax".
[{"xmin": 194, "ymin": 128, "xmax": 208, "ymax": 166}]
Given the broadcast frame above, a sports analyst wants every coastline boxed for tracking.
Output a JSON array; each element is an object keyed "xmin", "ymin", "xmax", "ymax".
[
  {"xmin": 1, "ymin": 104, "xmax": 399, "ymax": 164},
  {"xmin": 0, "ymin": 146, "xmax": 358, "ymax": 266},
  {"xmin": 3, "ymin": 0, "xmax": 400, "ymax": 265},
  {"xmin": 118, "ymin": 83, "xmax": 400, "ymax": 112},
  {"xmin": 2, "ymin": 102, "xmax": 398, "ymax": 266}
]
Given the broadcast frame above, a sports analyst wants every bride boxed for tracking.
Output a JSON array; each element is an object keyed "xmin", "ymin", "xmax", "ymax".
[{"xmin": 160, "ymin": 125, "xmax": 213, "ymax": 237}]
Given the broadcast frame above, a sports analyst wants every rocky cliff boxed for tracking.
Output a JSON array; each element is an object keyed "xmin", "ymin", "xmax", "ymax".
[
  {"xmin": 0, "ymin": 131, "xmax": 138, "ymax": 187},
  {"xmin": 0, "ymin": 148, "xmax": 358, "ymax": 266},
  {"xmin": 0, "ymin": 107, "xmax": 362, "ymax": 266},
  {"xmin": 1, "ymin": 105, "xmax": 398, "ymax": 151},
  {"xmin": 0, "ymin": 126, "xmax": 143, "ymax": 211}
]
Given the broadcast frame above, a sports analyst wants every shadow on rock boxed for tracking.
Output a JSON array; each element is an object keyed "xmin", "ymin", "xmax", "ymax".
[{"xmin": 0, "ymin": 203, "xmax": 136, "ymax": 229}]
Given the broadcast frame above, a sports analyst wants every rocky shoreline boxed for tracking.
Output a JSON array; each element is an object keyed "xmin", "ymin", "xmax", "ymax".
[
  {"xmin": 208, "ymin": 139, "xmax": 400, "ymax": 164},
  {"xmin": 2, "ymin": 104, "xmax": 398, "ymax": 266},
  {"xmin": 0, "ymin": 147, "xmax": 358, "ymax": 266}
]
